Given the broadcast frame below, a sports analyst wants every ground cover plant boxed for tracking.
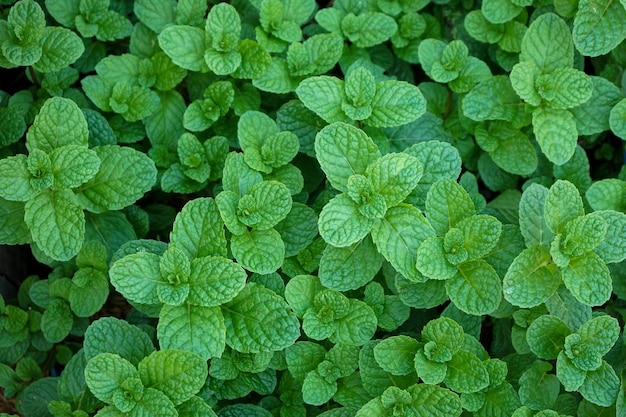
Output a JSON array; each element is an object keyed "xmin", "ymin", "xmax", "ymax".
[{"xmin": 1, "ymin": 0, "xmax": 626, "ymax": 415}]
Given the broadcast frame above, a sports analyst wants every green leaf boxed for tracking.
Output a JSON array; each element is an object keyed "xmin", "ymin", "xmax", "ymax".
[
  {"xmin": 230, "ymin": 228, "xmax": 284, "ymax": 274},
  {"xmin": 510, "ymin": 61, "xmax": 542, "ymax": 106},
  {"xmin": 560, "ymin": 213, "xmax": 608, "ymax": 257},
  {"xmin": 373, "ymin": 335, "xmax": 420, "ymax": 376},
  {"xmin": 537, "ymin": 68, "xmax": 593, "ymax": 110},
  {"xmin": 371, "ymin": 204, "xmax": 435, "ymax": 282},
  {"xmin": 0, "ymin": 154, "xmax": 37, "ymax": 202},
  {"xmin": 503, "ymin": 245, "xmax": 560, "ymax": 308},
  {"xmin": 41, "ymin": 298, "xmax": 73, "ymax": 343},
  {"xmin": 0, "ymin": 197, "xmax": 29, "ymax": 245},
  {"xmin": 482, "ymin": 0, "xmax": 522, "ymax": 24},
  {"xmin": 109, "ymin": 252, "xmax": 162, "ymax": 305},
  {"xmin": 84, "ymin": 317, "xmax": 155, "ymax": 366},
  {"xmin": 561, "ymin": 252, "xmax": 612, "ymax": 306},
  {"xmin": 34, "ymin": 27, "xmax": 84, "ymax": 73},
  {"xmin": 187, "ymin": 256, "xmax": 247, "ymax": 307},
  {"xmin": 446, "ymin": 259, "xmax": 502, "ymax": 315},
  {"xmin": 580, "ymin": 360, "xmax": 620, "ymax": 407},
  {"xmin": 573, "ymin": 0, "xmax": 626, "ymax": 57},
  {"xmin": 319, "ymin": 235, "xmax": 383, "ymax": 291},
  {"xmin": 318, "ymin": 193, "xmax": 374, "ymax": 247},
  {"xmin": 416, "ymin": 237, "xmax": 458, "ymax": 280},
  {"xmin": 222, "ymin": 283, "xmax": 300, "ymax": 353},
  {"xmin": 367, "ymin": 80, "xmax": 426, "ymax": 128},
  {"xmin": 445, "ymin": 349, "xmax": 490, "ymax": 393},
  {"xmin": 519, "ymin": 184, "xmax": 553, "ymax": 247},
  {"xmin": 526, "ymin": 315, "xmax": 571, "ymax": 359},
  {"xmin": 426, "ymin": 178, "xmax": 475, "ymax": 236},
  {"xmin": 168, "ymin": 198, "xmax": 225, "ymax": 259},
  {"xmin": 69, "ymin": 268, "xmax": 109, "ymax": 317},
  {"xmin": 341, "ymin": 12, "xmax": 397, "ymax": 48},
  {"xmin": 366, "ymin": 153, "xmax": 423, "ymax": 208},
  {"xmin": 134, "ymin": 0, "xmax": 176, "ymax": 33},
  {"xmin": 24, "ymin": 189, "xmax": 84, "ymax": 261},
  {"xmin": 587, "ymin": 179, "xmax": 626, "ymax": 212},
  {"xmin": 144, "ymin": 90, "xmax": 185, "ymax": 147},
  {"xmin": 462, "ymin": 75, "xmax": 526, "ymax": 123},
  {"xmin": 544, "ymin": 180, "xmax": 584, "ymax": 235},
  {"xmin": 454, "ymin": 215, "xmax": 502, "ymax": 261},
  {"xmin": 532, "ymin": 106, "xmax": 578, "ymax": 165},
  {"xmin": 178, "ymin": 396, "xmax": 218, "ymax": 417},
  {"xmin": 138, "ymin": 350, "xmax": 208, "ymax": 406},
  {"xmin": 133, "ymin": 388, "xmax": 178, "ymax": 417},
  {"xmin": 238, "ymin": 181, "xmax": 292, "ymax": 230},
  {"xmin": 284, "ymin": 274, "xmax": 323, "ymax": 317},
  {"xmin": 26, "ymin": 97, "xmax": 89, "ymax": 153},
  {"xmin": 84, "ymin": 353, "xmax": 139, "ymax": 404},
  {"xmin": 158, "ymin": 25, "xmax": 208, "ymax": 72},
  {"xmin": 520, "ymin": 13, "xmax": 574, "ymax": 73},
  {"xmin": 296, "ymin": 76, "xmax": 349, "ymax": 124},
  {"xmin": 76, "ymin": 145, "xmax": 156, "ymax": 213},
  {"xmin": 274, "ymin": 203, "xmax": 318, "ymax": 258},
  {"xmin": 332, "ymin": 299, "xmax": 378, "ymax": 346},
  {"xmin": 50, "ymin": 146, "xmax": 100, "ymax": 190},
  {"xmin": 302, "ymin": 371, "xmax": 337, "ymax": 406},
  {"xmin": 157, "ymin": 304, "xmax": 225, "ymax": 361},
  {"xmin": 518, "ymin": 361, "xmax": 561, "ymax": 411},
  {"xmin": 610, "ymin": 98, "xmax": 626, "ymax": 139}
]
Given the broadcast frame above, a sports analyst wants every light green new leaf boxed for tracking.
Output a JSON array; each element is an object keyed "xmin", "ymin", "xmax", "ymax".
[
  {"xmin": 187, "ymin": 256, "xmax": 247, "ymax": 307},
  {"xmin": 573, "ymin": 0, "xmax": 626, "ymax": 57},
  {"xmin": 83, "ymin": 317, "xmax": 155, "ymax": 365},
  {"xmin": 26, "ymin": 97, "xmax": 89, "ymax": 153},
  {"xmin": 69, "ymin": 268, "xmax": 109, "ymax": 317},
  {"xmin": 158, "ymin": 26, "xmax": 208, "ymax": 72},
  {"xmin": 445, "ymin": 349, "xmax": 490, "ymax": 393},
  {"xmin": 446, "ymin": 259, "xmax": 502, "ymax": 316},
  {"xmin": 579, "ymin": 315, "xmax": 620, "ymax": 357},
  {"xmin": 509, "ymin": 61, "xmax": 542, "ymax": 106},
  {"xmin": 286, "ymin": 341, "xmax": 327, "ymax": 381},
  {"xmin": 138, "ymin": 350, "xmax": 207, "ymax": 406},
  {"xmin": 526, "ymin": 315, "xmax": 571, "ymax": 359},
  {"xmin": 533, "ymin": 106, "xmax": 578, "ymax": 165},
  {"xmin": 371, "ymin": 204, "xmax": 435, "ymax": 282},
  {"xmin": 222, "ymin": 283, "xmax": 300, "ymax": 353},
  {"xmin": 0, "ymin": 155, "xmax": 37, "ymax": 202},
  {"xmin": 366, "ymin": 153, "xmax": 423, "ymax": 208},
  {"xmin": 318, "ymin": 193, "xmax": 374, "ymax": 247},
  {"xmin": 170, "ymin": 198, "xmax": 226, "ymax": 259},
  {"xmin": 422, "ymin": 317, "xmax": 465, "ymax": 356},
  {"xmin": 238, "ymin": 181, "xmax": 292, "ymax": 230},
  {"xmin": 24, "ymin": 189, "xmax": 84, "ymax": 261},
  {"xmin": 579, "ymin": 360, "xmax": 620, "ymax": 407},
  {"xmin": 416, "ymin": 237, "xmax": 458, "ymax": 280},
  {"xmin": 157, "ymin": 304, "xmax": 225, "ymax": 361},
  {"xmin": 536, "ymin": 68, "xmax": 593, "ymax": 110},
  {"xmin": 109, "ymin": 252, "xmax": 162, "ymax": 305},
  {"xmin": 76, "ymin": 145, "xmax": 157, "ymax": 213},
  {"xmin": 561, "ymin": 213, "xmax": 608, "ymax": 257},
  {"xmin": 373, "ymin": 335, "xmax": 420, "ymax": 376},
  {"xmin": 368, "ymin": 80, "xmax": 426, "ymax": 128},
  {"xmin": 520, "ymin": 13, "xmax": 574, "ymax": 73},
  {"xmin": 132, "ymin": 388, "xmax": 177, "ymax": 417},
  {"xmin": 284, "ymin": 274, "xmax": 323, "ymax": 317},
  {"xmin": 561, "ymin": 252, "xmax": 612, "ymax": 306},
  {"xmin": 302, "ymin": 371, "xmax": 337, "ymax": 406},
  {"xmin": 8, "ymin": 0, "xmax": 46, "ymax": 44},
  {"xmin": 84, "ymin": 353, "xmax": 139, "ymax": 404},
  {"xmin": 455, "ymin": 215, "xmax": 502, "ymax": 261},
  {"xmin": 50, "ymin": 146, "xmax": 100, "ymax": 190},
  {"xmin": 315, "ymin": 122, "xmax": 381, "ymax": 192},
  {"xmin": 34, "ymin": 27, "xmax": 84, "ymax": 73},
  {"xmin": 319, "ymin": 235, "xmax": 383, "ymax": 291},
  {"xmin": 425, "ymin": 177, "xmax": 475, "ymax": 236},
  {"xmin": 556, "ymin": 351, "xmax": 586, "ymax": 391},
  {"xmin": 230, "ymin": 228, "xmax": 284, "ymax": 274},
  {"xmin": 544, "ymin": 180, "xmax": 584, "ymax": 235},
  {"xmin": 503, "ymin": 245, "xmax": 560, "ymax": 308},
  {"xmin": 296, "ymin": 76, "xmax": 349, "ymax": 124}
]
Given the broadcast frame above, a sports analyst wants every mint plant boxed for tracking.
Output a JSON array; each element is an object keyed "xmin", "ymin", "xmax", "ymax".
[{"xmin": 1, "ymin": 0, "xmax": 626, "ymax": 416}]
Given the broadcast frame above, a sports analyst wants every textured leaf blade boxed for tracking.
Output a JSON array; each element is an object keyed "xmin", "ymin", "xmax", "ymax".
[
  {"xmin": 318, "ymin": 193, "xmax": 374, "ymax": 248},
  {"xmin": 222, "ymin": 283, "xmax": 300, "ymax": 353},
  {"xmin": 319, "ymin": 235, "xmax": 383, "ymax": 291},
  {"xmin": 425, "ymin": 178, "xmax": 475, "ymax": 236},
  {"xmin": 520, "ymin": 12, "xmax": 573, "ymax": 72},
  {"xmin": 109, "ymin": 252, "xmax": 162, "ymax": 305},
  {"xmin": 230, "ymin": 228, "xmax": 284, "ymax": 274},
  {"xmin": 561, "ymin": 252, "xmax": 612, "ymax": 306},
  {"xmin": 26, "ymin": 97, "xmax": 89, "ymax": 153},
  {"xmin": 368, "ymin": 81, "xmax": 426, "ymax": 128},
  {"xmin": 83, "ymin": 317, "xmax": 155, "ymax": 365},
  {"xmin": 503, "ymin": 245, "xmax": 560, "ymax": 308},
  {"xmin": 532, "ymin": 106, "xmax": 578, "ymax": 165},
  {"xmin": 446, "ymin": 259, "xmax": 502, "ymax": 315},
  {"xmin": 573, "ymin": 0, "xmax": 626, "ymax": 57},
  {"xmin": 170, "ymin": 198, "xmax": 227, "ymax": 259}
]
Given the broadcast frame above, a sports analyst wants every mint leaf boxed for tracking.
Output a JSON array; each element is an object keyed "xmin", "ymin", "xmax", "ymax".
[
  {"xmin": 157, "ymin": 304, "xmax": 225, "ymax": 361},
  {"xmin": 26, "ymin": 97, "xmax": 89, "ymax": 153},
  {"xmin": 84, "ymin": 317, "xmax": 155, "ymax": 366},
  {"xmin": 532, "ymin": 106, "xmax": 578, "ymax": 165},
  {"xmin": 526, "ymin": 315, "xmax": 571, "ymax": 359},
  {"xmin": 426, "ymin": 178, "xmax": 475, "ymax": 236},
  {"xmin": 34, "ymin": 27, "xmax": 84, "ymax": 73},
  {"xmin": 341, "ymin": 12, "xmax": 397, "ymax": 48},
  {"xmin": 520, "ymin": 13, "xmax": 573, "ymax": 73},
  {"xmin": 187, "ymin": 256, "xmax": 247, "ymax": 307},
  {"xmin": 561, "ymin": 252, "xmax": 612, "ymax": 306},
  {"xmin": 158, "ymin": 25, "xmax": 208, "ymax": 72},
  {"xmin": 446, "ymin": 259, "xmax": 502, "ymax": 315},
  {"xmin": 222, "ymin": 283, "xmax": 300, "ymax": 353},
  {"xmin": 134, "ymin": 0, "xmax": 176, "ymax": 33},
  {"xmin": 368, "ymin": 80, "xmax": 426, "ymax": 128},
  {"xmin": 503, "ymin": 245, "xmax": 560, "ymax": 308},
  {"xmin": 572, "ymin": 0, "xmax": 626, "ymax": 57},
  {"xmin": 76, "ymin": 145, "xmax": 157, "ymax": 213},
  {"xmin": 237, "ymin": 181, "xmax": 292, "ymax": 230},
  {"xmin": 109, "ymin": 252, "xmax": 162, "ymax": 305},
  {"xmin": 0, "ymin": 155, "xmax": 37, "ymax": 202},
  {"xmin": 230, "ymin": 228, "xmax": 284, "ymax": 274},
  {"xmin": 544, "ymin": 180, "xmax": 584, "ymax": 235},
  {"xmin": 579, "ymin": 360, "xmax": 620, "ymax": 407},
  {"xmin": 318, "ymin": 193, "xmax": 374, "ymax": 248},
  {"xmin": 137, "ymin": 350, "xmax": 207, "ymax": 406},
  {"xmin": 296, "ymin": 76, "xmax": 349, "ymax": 124},
  {"xmin": 319, "ymin": 235, "xmax": 383, "ymax": 291},
  {"xmin": 445, "ymin": 349, "xmax": 490, "ymax": 393},
  {"xmin": 0, "ymin": 197, "xmax": 29, "ymax": 245},
  {"xmin": 519, "ymin": 183, "xmax": 553, "ymax": 247},
  {"xmin": 24, "ymin": 189, "xmax": 84, "ymax": 261},
  {"xmin": 170, "ymin": 198, "xmax": 227, "ymax": 259},
  {"xmin": 50, "ymin": 146, "xmax": 100, "ymax": 190},
  {"xmin": 84, "ymin": 353, "xmax": 139, "ymax": 405}
]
